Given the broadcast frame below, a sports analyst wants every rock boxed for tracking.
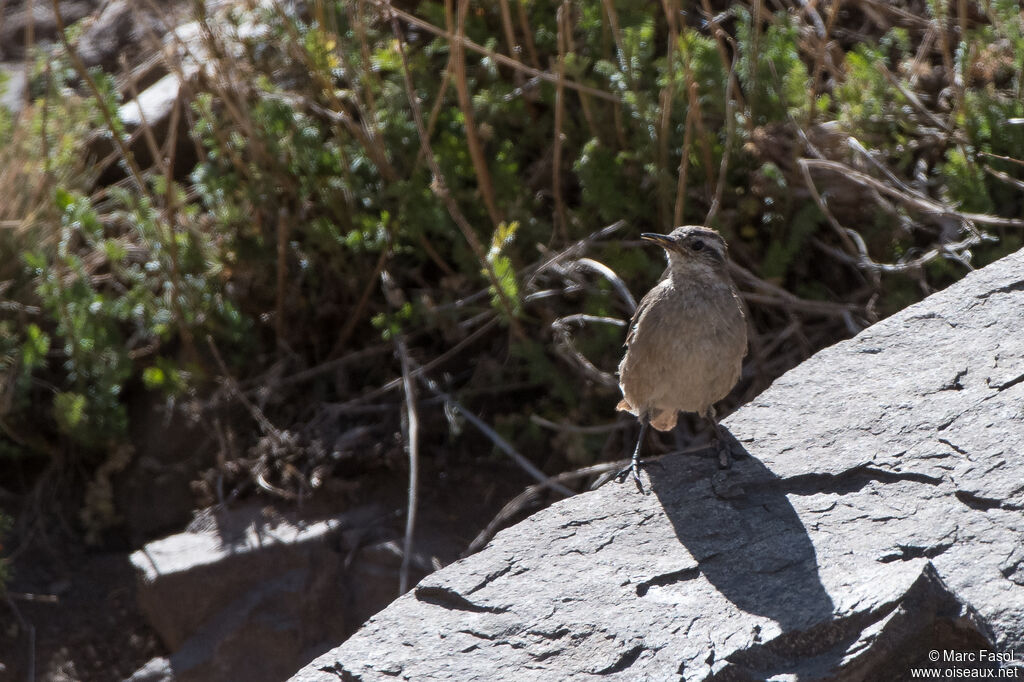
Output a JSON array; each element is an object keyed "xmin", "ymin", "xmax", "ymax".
[
  {"xmin": 0, "ymin": 0, "xmax": 100, "ymax": 59},
  {"xmin": 106, "ymin": 70, "xmax": 195, "ymax": 179},
  {"xmin": 290, "ymin": 248, "xmax": 1024, "ymax": 681},
  {"xmin": 75, "ymin": 0, "xmax": 164, "ymax": 71},
  {"xmin": 130, "ymin": 503, "xmax": 431, "ymax": 682},
  {"xmin": 118, "ymin": 73, "xmax": 183, "ymax": 130},
  {"xmin": 125, "ymin": 656, "xmax": 174, "ymax": 682},
  {"xmin": 94, "ymin": 0, "xmax": 291, "ymax": 182},
  {"xmin": 0, "ymin": 62, "xmax": 27, "ymax": 113}
]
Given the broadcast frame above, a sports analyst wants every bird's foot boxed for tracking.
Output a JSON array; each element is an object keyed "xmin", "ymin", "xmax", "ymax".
[{"xmin": 614, "ymin": 457, "xmax": 647, "ymax": 494}]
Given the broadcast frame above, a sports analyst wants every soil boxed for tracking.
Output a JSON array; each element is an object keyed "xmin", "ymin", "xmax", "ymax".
[{"xmin": 1, "ymin": 545, "xmax": 163, "ymax": 681}]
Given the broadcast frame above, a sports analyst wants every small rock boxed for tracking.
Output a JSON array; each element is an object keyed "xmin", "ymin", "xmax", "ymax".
[
  {"xmin": 131, "ymin": 503, "xmax": 404, "ymax": 682},
  {"xmin": 124, "ymin": 656, "xmax": 174, "ymax": 682}
]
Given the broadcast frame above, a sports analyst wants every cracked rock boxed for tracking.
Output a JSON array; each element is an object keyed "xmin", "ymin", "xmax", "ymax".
[{"xmin": 290, "ymin": 250, "xmax": 1024, "ymax": 681}]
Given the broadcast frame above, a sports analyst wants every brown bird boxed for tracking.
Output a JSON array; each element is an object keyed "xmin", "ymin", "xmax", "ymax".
[{"xmin": 615, "ymin": 226, "xmax": 748, "ymax": 491}]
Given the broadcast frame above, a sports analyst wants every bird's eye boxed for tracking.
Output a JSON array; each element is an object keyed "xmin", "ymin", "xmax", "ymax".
[{"xmin": 691, "ymin": 240, "xmax": 705, "ymax": 251}]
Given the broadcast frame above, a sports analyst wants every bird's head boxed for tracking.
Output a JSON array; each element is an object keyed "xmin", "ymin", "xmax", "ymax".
[{"xmin": 641, "ymin": 226, "xmax": 729, "ymax": 278}]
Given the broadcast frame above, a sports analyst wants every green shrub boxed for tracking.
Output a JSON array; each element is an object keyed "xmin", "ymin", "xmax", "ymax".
[{"xmin": 2, "ymin": 0, "xmax": 1024, "ymax": 521}]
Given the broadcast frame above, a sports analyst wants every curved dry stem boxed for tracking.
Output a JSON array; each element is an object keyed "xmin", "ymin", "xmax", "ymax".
[{"xmin": 551, "ymin": 314, "xmax": 626, "ymax": 388}]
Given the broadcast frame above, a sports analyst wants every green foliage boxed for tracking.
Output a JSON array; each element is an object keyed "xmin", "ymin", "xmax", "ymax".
[
  {"xmin": 836, "ymin": 37, "xmax": 909, "ymax": 140},
  {"xmin": 939, "ymin": 86, "xmax": 1024, "ymax": 213},
  {"xmin": 941, "ymin": 147, "xmax": 992, "ymax": 214},
  {"xmin": 679, "ymin": 30, "xmax": 728, "ymax": 120},
  {"xmin": 3, "ymin": 0, "xmax": 1024, "ymax": 523},
  {"xmin": 20, "ymin": 324, "xmax": 50, "ymax": 372},
  {"xmin": 1, "ymin": 87, "xmax": 243, "ymax": 457},
  {"xmin": 761, "ymin": 202, "xmax": 822, "ymax": 282},
  {"xmin": 28, "ymin": 192, "xmax": 131, "ymax": 445},
  {"xmin": 575, "ymin": 139, "xmax": 647, "ymax": 224},
  {"xmin": 485, "ymin": 221, "xmax": 522, "ymax": 318},
  {"xmin": 737, "ymin": 8, "xmax": 808, "ymax": 124},
  {"xmin": 372, "ymin": 302, "xmax": 415, "ymax": 341}
]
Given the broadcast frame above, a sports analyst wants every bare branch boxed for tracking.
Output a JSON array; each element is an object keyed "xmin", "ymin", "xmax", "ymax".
[
  {"xmin": 415, "ymin": 369, "xmax": 574, "ymax": 497},
  {"xmin": 464, "ymin": 461, "xmax": 623, "ymax": 556}
]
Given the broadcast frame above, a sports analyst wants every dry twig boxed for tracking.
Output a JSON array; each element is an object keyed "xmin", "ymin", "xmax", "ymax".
[
  {"xmin": 415, "ymin": 369, "xmax": 574, "ymax": 497},
  {"xmin": 378, "ymin": 0, "xmax": 617, "ymax": 103},
  {"xmin": 551, "ymin": 314, "xmax": 626, "ymax": 387},
  {"xmin": 449, "ymin": 0, "xmax": 502, "ymax": 230},
  {"xmin": 464, "ymin": 461, "xmax": 622, "ymax": 556},
  {"xmin": 388, "ymin": 2, "xmax": 526, "ymax": 340},
  {"xmin": 706, "ymin": 54, "xmax": 738, "ymax": 226},
  {"xmin": 381, "ymin": 272, "xmax": 420, "ymax": 596},
  {"xmin": 530, "ymin": 415, "xmax": 628, "ymax": 435}
]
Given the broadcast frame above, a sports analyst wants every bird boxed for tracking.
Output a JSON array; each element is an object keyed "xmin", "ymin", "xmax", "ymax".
[{"xmin": 615, "ymin": 226, "xmax": 748, "ymax": 492}]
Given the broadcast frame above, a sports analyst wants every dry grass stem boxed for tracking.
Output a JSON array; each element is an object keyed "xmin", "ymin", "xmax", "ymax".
[
  {"xmin": 464, "ymin": 461, "xmax": 624, "ymax": 556},
  {"xmin": 207, "ymin": 337, "xmax": 283, "ymax": 444},
  {"xmin": 388, "ymin": 4, "xmax": 527, "ymax": 340},
  {"xmin": 529, "ymin": 415, "xmax": 629, "ymax": 435},
  {"xmin": 332, "ymin": 316, "xmax": 501, "ymax": 408},
  {"xmin": 657, "ymin": 0, "xmax": 679, "ymax": 229},
  {"xmin": 415, "ymin": 369, "xmax": 574, "ymax": 496},
  {"xmin": 329, "ymin": 245, "xmax": 391, "ymax": 358},
  {"xmin": 552, "ymin": 0, "xmax": 570, "ymax": 243},
  {"xmin": 673, "ymin": 84, "xmax": 696, "ymax": 227},
  {"xmin": 802, "ymin": 159, "xmax": 1024, "ymax": 229},
  {"xmin": 699, "ymin": 0, "xmax": 745, "ymax": 113},
  {"xmin": 515, "ymin": 0, "xmax": 542, "ymax": 70},
  {"xmin": 449, "ymin": 0, "xmax": 502, "ymax": 229},
  {"xmin": 380, "ymin": 272, "xmax": 420, "ymax": 596},
  {"xmin": 569, "ymin": 258, "xmax": 638, "ymax": 311},
  {"xmin": 808, "ymin": 0, "xmax": 842, "ymax": 110},
  {"xmin": 706, "ymin": 55, "xmax": 738, "ymax": 226},
  {"xmin": 552, "ymin": 314, "xmax": 626, "ymax": 387},
  {"xmin": 496, "ymin": 0, "xmax": 522, "ymax": 86},
  {"xmin": 275, "ymin": 209, "xmax": 289, "ymax": 351},
  {"xmin": 380, "ymin": 0, "xmax": 617, "ymax": 102}
]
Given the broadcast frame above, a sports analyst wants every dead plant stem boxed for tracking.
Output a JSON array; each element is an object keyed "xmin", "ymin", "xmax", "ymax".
[
  {"xmin": 388, "ymin": 3, "xmax": 526, "ymax": 340},
  {"xmin": 379, "ymin": 0, "xmax": 617, "ymax": 103},
  {"xmin": 381, "ymin": 271, "xmax": 420, "ymax": 596},
  {"xmin": 552, "ymin": 0, "xmax": 570, "ymax": 243},
  {"xmin": 415, "ymin": 368, "xmax": 574, "ymax": 497},
  {"xmin": 449, "ymin": 0, "xmax": 503, "ymax": 229}
]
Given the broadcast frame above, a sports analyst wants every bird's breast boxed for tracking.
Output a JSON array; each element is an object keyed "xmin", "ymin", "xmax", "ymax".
[{"xmin": 618, "ymin": 280, "xmax": 746, "ymax": 416}]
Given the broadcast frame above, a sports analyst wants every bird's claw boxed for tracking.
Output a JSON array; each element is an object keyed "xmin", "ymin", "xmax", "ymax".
[{"xmin": 615, "ymin": 459, "xmax": 646, "ymax": 494}]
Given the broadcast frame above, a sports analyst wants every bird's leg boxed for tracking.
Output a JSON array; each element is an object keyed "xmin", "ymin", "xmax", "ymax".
[
  {"xmin": 705, "ymin": 407, "xmax": 731, "ymax": 469},
  {"xmin": 673, "ymin": 420, "xmax": 689, "ymax": 452},
  {"xmin": 616, "ymin": 414, "xmax": 650, "ymax": 493}
]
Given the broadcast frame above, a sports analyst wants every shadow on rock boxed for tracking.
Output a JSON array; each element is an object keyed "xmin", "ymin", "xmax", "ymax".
[{"xmin": 647, "ymin": 436, "xmax": 835, "ymax": 634}]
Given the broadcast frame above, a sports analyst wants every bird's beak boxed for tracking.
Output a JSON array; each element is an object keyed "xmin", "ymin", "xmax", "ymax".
[{"xmin": 640, "ymin": 233, "xmax": 676, "ymax": 248}]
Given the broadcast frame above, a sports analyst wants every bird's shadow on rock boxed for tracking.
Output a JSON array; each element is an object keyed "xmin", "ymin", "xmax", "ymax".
[{"xmin": 646, "ymin": 433, "xmax": 835, "ymax": 635}]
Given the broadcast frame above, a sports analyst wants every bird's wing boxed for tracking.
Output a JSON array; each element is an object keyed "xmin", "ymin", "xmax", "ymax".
[{"xmin": 623, "ymin": 292, "xmax": 653, "ymax": 348}]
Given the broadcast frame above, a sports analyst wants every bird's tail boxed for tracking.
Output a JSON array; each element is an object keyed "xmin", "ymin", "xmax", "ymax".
[{"xmin": 617, "ymin": 399, "xmax": 677, "ymax": 431}]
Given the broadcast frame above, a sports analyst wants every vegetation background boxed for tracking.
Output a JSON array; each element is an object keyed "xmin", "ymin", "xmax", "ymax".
[{"xmin": 1, "ymin": 0, "xmax": 1024, "ymax": 674}]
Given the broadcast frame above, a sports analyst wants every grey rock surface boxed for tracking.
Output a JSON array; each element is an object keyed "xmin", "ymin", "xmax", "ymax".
[
  {"xmin": 290, "ymin": 249, "xmax": 1024, "ymax": 681},
  {"xmin": 125, "ymin": 656, "xmax": 174, "ymax": 682},
  {"xmin": 129, "ymin": 503, "xmax": 423, "ymax": 682},
  {"xmin": 75, "ymin": 0, "xmax": 164, "ymax": 70},
  {"xmin": 0, "ymin": 62, "xmax": 27, "ymax": 113},
  {"xmin": 0, "ymin": 0, "xmax": 100, "ymax": 59}
]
